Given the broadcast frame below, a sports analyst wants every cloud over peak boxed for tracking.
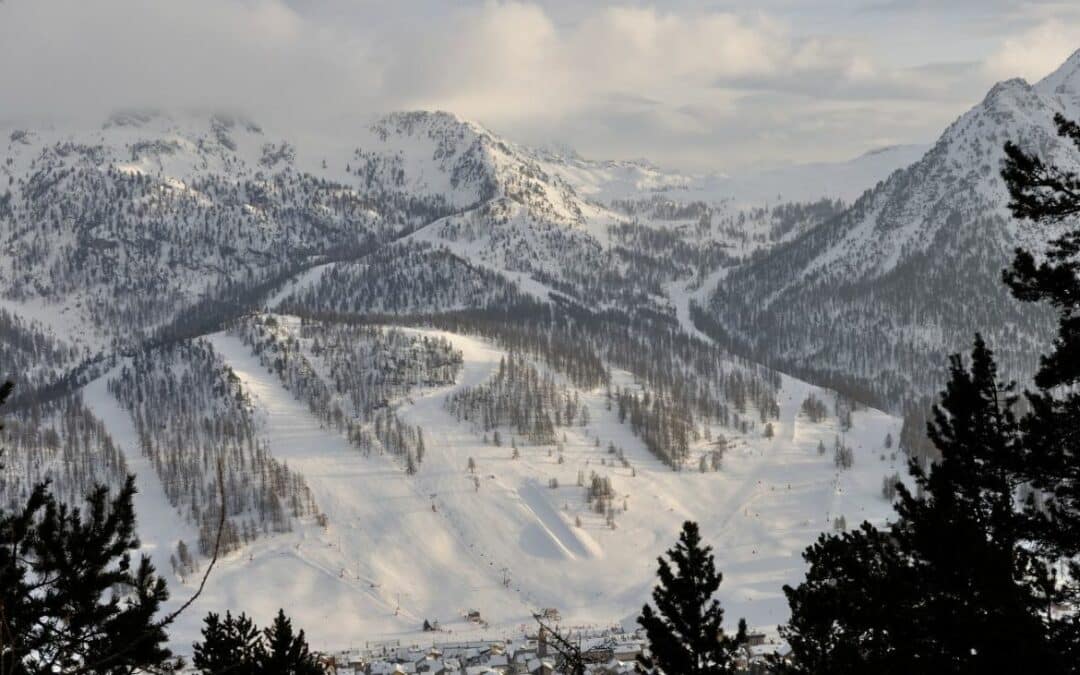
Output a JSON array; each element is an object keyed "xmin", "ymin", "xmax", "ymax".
[{"xmin": 2, "ymin": 0, "xmax": 1078, "ymax": 171}]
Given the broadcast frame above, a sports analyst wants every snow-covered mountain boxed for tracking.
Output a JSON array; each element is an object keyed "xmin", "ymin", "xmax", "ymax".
[
  {"xmin": 0, "ymin": 106, "xmax": 859, "ymax": 367},
  {"xmin": 533, "ymin": 140, "xmax": 926, "ymax": 206},
  {"xmin": 8, "ymin": 50, "xmax": 1080, "ymax": 653},
  {"xmin": 699, "ymin": 50, "xmax": 1080, "ymax": 407}
]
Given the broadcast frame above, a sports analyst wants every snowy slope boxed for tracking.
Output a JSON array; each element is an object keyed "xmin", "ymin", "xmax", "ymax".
[
  {"xmin": 535, "ymin": 143, "xmax": 928, "ymax": 207},
  {"xmin": 9, "ymin": 50, "xmax": 1074, "ymax": 656},
  {"xmin": 78, "ymin": 321, "xmax": 903, "ymax": 651},
  {"xmin": 703, "ymin": 50, "xmax": 1080, "ymax": 406}
]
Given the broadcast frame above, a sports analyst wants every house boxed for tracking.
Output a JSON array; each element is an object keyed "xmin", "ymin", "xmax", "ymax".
[
  {"xmin": 412, "ymin": 656, "xmax": 449, "ymax": 674},
  {"xmin": 610, "ymin": 642, "xmax": 643, "ymax": 662},
  {"xmin": 581, "ymin": 647, "xmax": 614, "ymax": 664}
]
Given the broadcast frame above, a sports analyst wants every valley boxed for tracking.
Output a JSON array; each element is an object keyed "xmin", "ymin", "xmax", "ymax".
[
  {"xmin": 4, "ymin": 49, "xmax": 1080, "ymax": 659},
  {"xmin": 79, "ymin": 318, "xmax": 900, "ymax": 652}
]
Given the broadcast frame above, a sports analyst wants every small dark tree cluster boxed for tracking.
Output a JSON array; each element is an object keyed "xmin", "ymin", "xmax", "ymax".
[
  {"xmin": 192, "ymin": 609, "xmax": 322, "ymax": 675},
  {"xmin": 613, "ymin": 387, "xmax": 692, "ymax": 468},
  {"xmin": 879, "ymin": 472, "xmax": 901, "ymax": 502},
  {"xmin": 798, "ymin": 394, "xmax": 828, "ymax": 423},
  {"xmin": 832, "ymin": 438, "xmax": 854, "ymax": 470},
  {"xmin": 445, "ymin": 353, "xmax": 585, "ymax": 446}
]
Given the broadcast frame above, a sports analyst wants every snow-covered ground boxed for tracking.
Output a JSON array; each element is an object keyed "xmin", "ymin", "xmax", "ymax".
[{"xmin": 81, "ymin": 324, "xmax": 904, "ymax": 653}]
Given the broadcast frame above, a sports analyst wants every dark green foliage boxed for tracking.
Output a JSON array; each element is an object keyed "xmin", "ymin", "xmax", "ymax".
[
  {"xmin": 638, "ymin": 521, "xmax": 746, "ymax": 674},
  {"xmin": 191, "ymin": 609, "xmax": 322, "ymax": 675},
  {"xmin": 778, "ymin": 112, "xmax": 1080, "ymax": 674},
  {"xmin": 780, "ymin": 338, "xmax": 1060, "ymax": 673},
  {"xmin": 1002, "ymin": 112, "xmax": 1080, "ymax": 662},
  {"xmin": 781, "ymin": 523, "xmax": 912, "ymax": 673},
  {"xmin": 192, "ymin": 612, "xmax": 262, "ymax": 675},
  {"xmin": 260, "ymin": 610, "xmax": 322, "ymax": 675},
  {"xmin": 1, "ymin": 384, "xmax": 175, "ymax": 675}
]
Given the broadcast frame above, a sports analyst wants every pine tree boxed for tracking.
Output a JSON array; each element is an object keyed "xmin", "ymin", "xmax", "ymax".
[
  {"xmin": 1, "ymin": 475, "xmax": 176, "ymax": 675},
  {"xmin": 259, "ymin": 609, "xmax": 322, "ymax": 675},
  {"xmin": 638, "ymin": 521, "xmax": 745, "ymax": 674},
  {"xmin": 780, "ymin": 522, "xmax": 911, "ymax": 673},
  {"xmin": 1, "ymin": 374, "xmax": 174, "ymax": 675},
  {"xmin": 779, "ymin": 337, "xmax": 1059, "ymax": 673},
  {"xmin": 192, "ymin": 609, "xmax": 321, "ymax": 675},
  {"xmin": 192, "ymin": 611, "xmax": 262, "ymax": 675},
  {"xmin": 1003, "ymin": 113, "xmax": 1080, "ymax": 661}
]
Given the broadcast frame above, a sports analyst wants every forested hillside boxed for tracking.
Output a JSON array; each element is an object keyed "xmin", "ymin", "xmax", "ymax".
[{"xmin": 698, "ymin": 54, "xmax": 1080, "ymax": 408}]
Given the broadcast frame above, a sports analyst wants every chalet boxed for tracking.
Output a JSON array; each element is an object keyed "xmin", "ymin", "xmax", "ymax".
[
  {"xmin": 413, "ymin": 654, "xmax": 451, "ymax": 674},
  {"xmin": 581, "ymin": 646, "xmax": 614, "ymax": 664}
]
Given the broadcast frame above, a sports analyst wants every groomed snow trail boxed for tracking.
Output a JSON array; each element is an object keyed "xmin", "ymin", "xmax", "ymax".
[
  {"xmin": 171, "ymin": 332, "xmax": 521, "ymax": 649},
  {"xmin": 85, "ymin": 326, "xmax": 905, "ymax": 650}
]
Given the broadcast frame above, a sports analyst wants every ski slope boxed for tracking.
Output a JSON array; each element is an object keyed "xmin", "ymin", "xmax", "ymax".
[{"xmin": 78, "ymin": 324, "xmax": 905, "ymax": 652}]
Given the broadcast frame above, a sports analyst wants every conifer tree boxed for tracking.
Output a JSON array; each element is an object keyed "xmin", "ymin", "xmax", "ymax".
[
  {"xmin": 638, "ymin": 521, "xmax": 745, "ymax": 674},
  {"xmin": 191, "ymin": 609, "xmax": 321, "ymax": 675},
  {"xmin": 192, "ymin": 612, "xmax": 262, "ymax": 675},
  {"xmin": 1, "ymin": 476, "xmax": 176, "ymax": 675},
  {"xmin": 259, "ymin": 610, "xmax": 322, "ymax": 675},
  {"xmin": 1, "ymin": 375, "xmax": 176, "ymax": 675},
  {"xmin": 779, "ymin": 337, "xmax": 1059, "ymax": 673},
  {"xmin": 1003, "ymin": 113, "xmax": 1080, "ymax": 661}
]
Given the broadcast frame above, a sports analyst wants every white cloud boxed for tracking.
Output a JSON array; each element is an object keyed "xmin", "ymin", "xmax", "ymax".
[
  {"xmin": 0, "ymin": 0, "xmax": 380, "ymax": 125},
  {"xmin": 1, "ymin": 0, "xmax": 1077, "ymax": 170},
  {"xmin": 985, "ymin": 20, "xmax": 1080, "ymax": 82}
]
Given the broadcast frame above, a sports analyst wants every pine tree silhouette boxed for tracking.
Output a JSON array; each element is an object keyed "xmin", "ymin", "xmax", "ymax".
[
  {"xmin": 191, "ymin": 609, "xmax": 321, "ymax": 675},
  {"xmin": 779, "ymin": 337, "xmax": 1059, "ymax": 673},
  {"xmin": 259, "ymin": 610, "xmax": 322, "ymax": 675},
  {"xmin": 638, "ymin": 521, "xmax": 746, "ymax": 674},
  {"xmin": 192, "ymin": 611, "xmax": 262, "ymax": 675},
  {"xmin": 1003, "ymin": 112, "xmax": 1080, "ymax": 663},
  {"xmin": 1, "ymin": 379, "xmax": 176, "ymax": 675}
]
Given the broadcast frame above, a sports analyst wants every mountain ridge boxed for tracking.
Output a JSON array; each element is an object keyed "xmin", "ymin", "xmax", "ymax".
[{"xmin": 697, "ymin": 51, "xmax": 1080, "ymax": 406}]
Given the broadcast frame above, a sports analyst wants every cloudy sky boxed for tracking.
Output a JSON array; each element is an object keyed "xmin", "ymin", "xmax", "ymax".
[{"xmin": 2, "ymin": 0, "xmax": 1080, "ymax": 171}]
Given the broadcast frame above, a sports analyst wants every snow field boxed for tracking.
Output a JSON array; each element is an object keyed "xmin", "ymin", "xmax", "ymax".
[{"xmin": 80, "ymin": 321, "xmax": 905, "ymax": 652}]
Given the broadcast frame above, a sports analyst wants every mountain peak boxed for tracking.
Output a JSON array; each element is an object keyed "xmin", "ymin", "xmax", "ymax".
[
  {"xmin": 371, "ymin": 110, "xmax": 493, "ymax": 143},
  {"xmin": 982, "ymin": 77, "xmax": 1033, "ymax": 107},
  {"xmin": 1036, "ymin": 48, "xmax": 1080, "ymax": 112}
]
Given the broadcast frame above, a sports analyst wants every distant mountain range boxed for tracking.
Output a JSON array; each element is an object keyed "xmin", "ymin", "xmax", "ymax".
[
  {"xmin": 4, "ymin": 45, "xmax": 1080, "ymax": 651},
  {"xmin": 697, "ymin": 49, "xmax": 1080, "ymax": 408},
  {"xmin": 5, "ymin": 51, "xmax": 1080, "ymax": 412}
]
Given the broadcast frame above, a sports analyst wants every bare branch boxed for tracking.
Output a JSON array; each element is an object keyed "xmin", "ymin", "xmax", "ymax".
[{"xmin": 72, "ymin": 459, "xmax": 228, "ymax": 674}]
